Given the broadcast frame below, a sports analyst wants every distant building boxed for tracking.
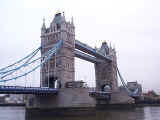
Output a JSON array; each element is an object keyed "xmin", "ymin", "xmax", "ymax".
[{"xmin": 142, "ymin": 90, "xmax": 160, "ymax": 103}]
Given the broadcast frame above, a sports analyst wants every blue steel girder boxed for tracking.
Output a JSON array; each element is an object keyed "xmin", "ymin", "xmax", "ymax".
[
  {"xmin": 75, "ymin": 40, "xmax": 112, "ymax": 62},
  {"xmin": 75, "ymin": 50, "xmax": 103, "ymax": 63},
  {"xmin": 0, "ymin": 86, "xmax": 58, "ymax": 95}
]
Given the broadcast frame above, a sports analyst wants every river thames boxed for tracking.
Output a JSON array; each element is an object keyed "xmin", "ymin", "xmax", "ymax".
[{"xmin": 0, "ymin": 106, "xmax": 160, "ymax": 120}]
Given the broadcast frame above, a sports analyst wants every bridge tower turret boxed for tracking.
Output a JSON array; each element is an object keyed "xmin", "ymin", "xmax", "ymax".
[
  {"xmin": 95, "ymin": 41, "xmax": 118, "ymax": 92},
  {"xmin": 40, "ymin": 11, "xmax": 75, "ymax": 88},
  {"xmin": 41, "ymin": 18, "xmax": 46, "ymax": 35}
]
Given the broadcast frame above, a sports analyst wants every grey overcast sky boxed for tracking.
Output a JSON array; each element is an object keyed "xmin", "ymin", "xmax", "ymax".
[{"xmin": 0, "ymin": 0, "xmax": 160, "ymax": 93}]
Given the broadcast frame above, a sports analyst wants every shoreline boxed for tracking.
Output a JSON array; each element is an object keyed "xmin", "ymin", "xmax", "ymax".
[
  {"xmin": 25, "ymin": 104, "xmax": 160, "ymax": 118},
  {"xmin": 0, "ymin": 103, "xmax": 160, "ymax": 107},
  {"xmin": 135, "ymin": 103, "xmax": 160, "ymax": 107}
]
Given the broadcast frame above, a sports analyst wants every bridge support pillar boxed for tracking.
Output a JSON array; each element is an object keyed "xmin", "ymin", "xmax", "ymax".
[
  {"xmin": 95, "ymin": 42, "xmax": 118, "ymax": 92},
  {"xmin": 26, "ymin": 88, "xmax": 96, "ymax": 109}
]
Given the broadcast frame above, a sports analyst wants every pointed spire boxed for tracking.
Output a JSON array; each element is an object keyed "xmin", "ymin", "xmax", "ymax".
[
  {"xmin": 42, "ymin": 18, "xmax": 46, "ymax": 29},
  {"xmin": 71, "ymin": 16, "xmax": 74, "ymax": 25},
  {"xmin": 41, "ymin": 18, "xmax": 46, "ymax": 34}
]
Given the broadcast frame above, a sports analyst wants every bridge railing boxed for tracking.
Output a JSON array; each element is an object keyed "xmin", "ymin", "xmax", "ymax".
[{"xmin": 0, "ymin": 85, "xmax": 59, "ymax": 94}]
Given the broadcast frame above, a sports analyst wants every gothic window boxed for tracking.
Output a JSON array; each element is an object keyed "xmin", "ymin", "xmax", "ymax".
[{"xmin": 65, "ymin": 63, "xmax": 70, "ymax": 69}]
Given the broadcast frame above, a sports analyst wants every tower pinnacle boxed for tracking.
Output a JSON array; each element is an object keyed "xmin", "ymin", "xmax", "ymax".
[
  {"xmin": 41, "ymin": 18, "xmax": 46, "ymax": 29},
  {"xmin": 71, "ymin": 16, "xmax": 74, "ymax": 25},
  {"xmin": 41, "ymin": 18, "xmax": 46, "ymax": 34}
]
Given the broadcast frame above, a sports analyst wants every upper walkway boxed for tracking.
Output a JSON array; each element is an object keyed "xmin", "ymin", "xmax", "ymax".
[{"xmin": 75, "ymin": 40, "xmax": 112, "ymax": 62}]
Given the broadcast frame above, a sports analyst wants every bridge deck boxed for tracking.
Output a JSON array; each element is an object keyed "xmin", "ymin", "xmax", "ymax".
[{"xmin": 0, "ymin": 86, "xmax": 58, "ymax": 95}]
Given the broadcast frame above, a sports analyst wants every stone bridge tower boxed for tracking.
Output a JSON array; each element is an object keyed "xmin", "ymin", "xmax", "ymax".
[
  {"xmin": 40, "ymin": 12, "xmax": 75, "ymax": 88},
  {"xmin": 95, "ymin": 41, "xmax": 118, "ymax": 92}
]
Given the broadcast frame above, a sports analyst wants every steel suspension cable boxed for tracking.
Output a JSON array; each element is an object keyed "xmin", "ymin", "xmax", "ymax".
[
  {"xmin": 0, "ymin": 47, "xmax": 40, "ymax": 75},
  {"xmin": 0, "ymin": 40, "xmax": 62, "ymax": 82},
  {"xmin": 0, "ymin": 44, "xmax": 55, "ymax": 79},
  {"xmin": 0, "ymin": 46, "xmax": 41, "ymax": 72},
  {"xmin": 117, "ymin": 67, "xmax": 131, "ymax": 94}
]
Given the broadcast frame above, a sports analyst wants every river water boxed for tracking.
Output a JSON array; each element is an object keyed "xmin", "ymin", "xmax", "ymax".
[{"xmin": 0, "ymin": 106, "xmax": 160, "ymax": 120}]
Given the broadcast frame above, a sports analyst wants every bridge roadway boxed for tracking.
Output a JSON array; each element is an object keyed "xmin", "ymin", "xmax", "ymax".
[
  {"xmin": 0, "ymin": 86, "xmax": 58, "ymax": 95},
  {"xmin": 0, "ymin": 85, "xmax": 112, "ymax": 100}
]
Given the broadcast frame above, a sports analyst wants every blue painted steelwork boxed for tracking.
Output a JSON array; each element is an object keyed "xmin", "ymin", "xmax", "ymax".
[
  {"xmin": 0, "ymin": 48, "xmax": 40, "ymax": 79},
  {"xmin": 0, "ymin": 44, "xmax": 55, "ymax": 79},
  {"xmin": 75, "ymin": 50, "xmax": 102, "ymax": 63},
  {"xmin": 75, "ymin": 40, "xmax": 112, "ymax": 61},
  {"xmin": 117, "ymin": 67, "xmax": 140, "ymax": 98},
  {"xmin": 0, "ymin": 86, "xmax": 58, "ymax": 95},
  {"xmin": 0, "ymin": 46, "xmax": 41, "ymax": 72},
  {"xmin": 0, "ymin": 40, "xmax": 62, "ymax": 82},
  {"xmin": 117, "ymin": 67, "xmax": 130, "ymax": 93}
]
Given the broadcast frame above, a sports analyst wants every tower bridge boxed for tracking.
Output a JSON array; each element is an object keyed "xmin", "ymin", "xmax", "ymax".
[{"xmin": 0, "ymin": 11, "xmax": 141, "ymax": 108}]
